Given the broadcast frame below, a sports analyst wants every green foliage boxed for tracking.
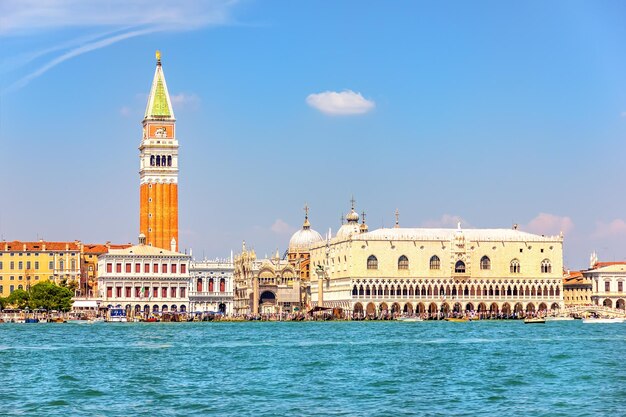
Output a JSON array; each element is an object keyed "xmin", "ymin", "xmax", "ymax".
[
  {"xmin": 1, "ymin": 281, "xmax": 73, "ymax": 312},
  {"xmin": 7, "ymin": 289, "xmax": 30, "ymax": 309},
  {"xmin": 29, "ymin": 281, "xmax": 73, "ymax": 312}
]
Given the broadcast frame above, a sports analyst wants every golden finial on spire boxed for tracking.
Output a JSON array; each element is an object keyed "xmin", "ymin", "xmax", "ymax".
[{"xmin": 156, "ymin": 50, "xmax": 161, "ymax": 64}]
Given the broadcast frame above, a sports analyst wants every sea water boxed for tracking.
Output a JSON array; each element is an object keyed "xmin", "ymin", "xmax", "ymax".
[{"xmin": 0, "ymin": 321, "xmax": 624, "ymax": 416}]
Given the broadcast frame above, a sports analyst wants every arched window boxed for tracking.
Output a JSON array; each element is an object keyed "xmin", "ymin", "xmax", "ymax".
[
  {"xmin": 455, "ymin": 261, "xmax": 466, "ymax": 273},
  {"xmin": 430, "ymin": 255, "xmax": 440, "ymax": 270},
  {"xmin": 150, "ymin": 155, "xmax": 155, "ymax": 166},
  {"xmin": 398, "ymin": 255, "xmax": 409, "ymax": 270},
  {"xmin": 156, "ymin": 155, "xmax": 161, "ymax": 166},
  {"xmin": 510, "ymin": 259, "xmax": 520, "ymax": 273},
  {"xmin": 208, "ymin": 278, "xmax": 214, "ymax": 292},
  {"xmin": 167, "ymin": 155, "xmax": 172, "ymax": 166},
  {"xmin": 480, "ymin": 256, "xmax": 491, "ymax": 270},
  {"xmin": 541, "ymin": 259, "xmax": 552, "ymax": 273},
  {"xmin": 220, "ymin": 278, "xmax": 225, "ymax": 292},
  {"xmin": 196, "ymin": 278, "xmax": 202, "ymax": 292},
  {"xmin": 352, "ymin": 285, "xmax": 358, "ymax": 296},
  {"xmin": 161, "ymin": 155, "xmax": 167, "ymax": 166},
  {"xmin": 367, "ymin": 255, "xmax": 378, "ymax": 270}
]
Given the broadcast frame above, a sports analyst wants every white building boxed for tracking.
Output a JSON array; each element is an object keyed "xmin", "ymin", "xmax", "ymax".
[
  {"xmin": 97, "ymin": 240, "xmax": 191, "ymax": 317},
  {"xmin": 583, "ymin": 261, "xmax": 626, "ymax": 311},
  {"xmin": 189, "ymin": 259, "xmax": 234, "ymax": 315}
]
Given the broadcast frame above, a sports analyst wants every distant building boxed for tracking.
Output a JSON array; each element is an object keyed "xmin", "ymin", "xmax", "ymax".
[
  {"xmin": 79, "ymin": 242, "xmax": 131, "ymax": 297},
  {"xmin": 562, "ymin": 270, "xmax": 592, "ymax": 306},
  {"xmin": 309, "ymin": 201, "xmax": 565, "ymax": 318},
  {"xmin": 189, "ymin": 259, "xmax": 234, "ymax": 315},
  {"xmin": 97, "ymin": 238, "xmax": 191, "ymax": 317},
  {"xmin": 0, "ymin": 241, "xmax": 81, "ymax": 297},
  {"xmin": 233, "ymin": 244, "xmax": 302, "ymax": 315},
  {"xmin": 583, "ymin": 259, "xmax": 626, "ymax": 311}
]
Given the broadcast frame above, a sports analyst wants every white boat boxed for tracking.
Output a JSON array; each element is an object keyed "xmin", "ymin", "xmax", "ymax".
[
  {"xmin": 107, "ymin": 307, "xmax": 128, "ymax": 323},
  {"xmin": 545, "ymin": 316, "xmax": 575, "ymax": 321},
  {"xmin": 582, "ymin": 317, "xmax": 625, "ymax": 324},
  {"xmin": 396, "ymin": 317, "xmax": 423, "ymax": 322},
  {"xmin": 88, "ymin": 317, "xmax": 105, "ymax": 323}
]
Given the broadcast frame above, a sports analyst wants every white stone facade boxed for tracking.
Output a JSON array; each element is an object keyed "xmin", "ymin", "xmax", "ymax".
[
  {"xmin": 189, "ymin": 259, "xmax": 234, "ymax": 315},
  {"xmin": 97, "ymin": 244, "xmax": 191, "ymax": 316},
  {"xmin": 584, "ymin": 263, "xmax": 626, "ymax": 311}
]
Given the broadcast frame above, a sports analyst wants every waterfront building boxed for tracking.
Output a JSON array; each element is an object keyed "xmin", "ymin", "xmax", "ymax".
[
  {"xmin": 562, "ymin": 270, "xmax": 592, "ymax": 306},
  {"xmin": 78, "ymin": 242, "xmax": 131, "ymax": 297},
  {"xmin": 139, "ymin": 51, "xmax": 179, "ymax": 252},
  {"xmin": 286, "ymin": 206, "xmax": 324, "ymax": 308},
  {"xmin": 233, "ymin": 243, "xmax": 302, "ymax": 315},
  {"xmin": 97, "ymin": 237, "xmax": 191, "ymax": 317},
  {"xmin": 0, "ymin": 241, "xmax": 81, "ymax": 297},
  {"xmin": 189, "ymin": 258, "xmax": 234, "ymax": 314},
  {"xmin": 583, "ymin": 259, "xmax": 626, "ymax": 311},
  {"xmin": 309, "ymin": 201, "xmax": 565, "ymax": 318}
]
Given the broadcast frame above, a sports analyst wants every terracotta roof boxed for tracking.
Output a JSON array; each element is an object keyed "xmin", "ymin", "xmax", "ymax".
[
  {"xmin": 2, "ymin": 241, "xmax": 80, "ymax": 251},
  {"xmin": 82, "ymin": 243, "xmax": 131, "ymax": 254},
  {"xmin": 592, "ymin": 261, "xmax": 626, "ymax": 268}
]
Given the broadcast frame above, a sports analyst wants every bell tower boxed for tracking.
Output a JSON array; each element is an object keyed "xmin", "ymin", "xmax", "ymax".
[{"xmin": 139, "ymin": 50, "xmax": 179, "ymax": 252}]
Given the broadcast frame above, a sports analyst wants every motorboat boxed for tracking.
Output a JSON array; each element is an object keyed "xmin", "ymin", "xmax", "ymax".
[
  {"xmin": 107, "ymin": 307, "xmax": 127, "ymax": 322},
  {"xmin": 545, "ymin": 316, "xmax": 575, "ymax": 321},
  {"xmin": 582, "ymin": 317, "xmax": 625, "ymax": 324},
  {"xmin": 524, "ymin": 317, "xmax": 546, "ymax": 324},
  {"xmin": 396, "ymin": 317, "xmax": 423, "ymax": 322},
  {"xmin": 445, "ymin": 317, "xmax": 470, "ymax": 322}
]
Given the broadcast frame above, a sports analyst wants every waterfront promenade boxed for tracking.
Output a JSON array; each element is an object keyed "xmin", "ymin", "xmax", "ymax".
[{"xmin": 1, "ymin": 321, "xmax": 624, "ymax": 416}]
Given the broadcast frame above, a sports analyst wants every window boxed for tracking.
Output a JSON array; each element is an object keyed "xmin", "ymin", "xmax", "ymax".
[
  {"xmin": 480, "ymin": 256, "xmax": 491, "ymax": 270},
  {"xmin": 59, "ymin": 260, "xmax": 64, "ymax": 270},
  {"xmin": 0, "ymin": 261, "xmax": 2, "ymax": 270},
  {"xmin": 35, "ymin": 261, "xmax": 39, "ymax": 270},
  {"xmin": 71, "ymin": 260, "xmax": 76, "ymax": 270},
  {"xmin": 220, "ymin": 278, "xmax": 225, "ymax": 292},
  {"xmin": 49, "ymin": 261, "xmax": 53, "ymax": 269},
  {"xmin": 181, "ymin": 264, "xmax": 186, "ymax": 274},
  {"xmin": 106, "ymin": 287, "xmax": 112, "ymax": 298},
  {"xmin": 619, "ymin": 282, "xmax": 623, "ymax": 293},
  {"xmin": 18, "ymin": 261, "xmax": 23, "ymax": 269},
  {"xmin": 180, "ymin": 287, "xmax": 185, "ymax": 298},
  {"xmin": 116, "ymin": 287, "xmax": 122, "ymax": 298},
  {"xmin": 367, "ymin": 255, "xmax": 378, "ymax": 270},
  {"xmin": 162, "ymin": 287, "xmax": 167, "ymax": 298},
  {"xmin": 153, "ymin": 287, "xmax": 158, "ymax": 298},
  {"xmin": 171, "ymin": 264, "xmax": 177, "ymax": 273},
  {"xmin": 135, "ymin": 263, "xmax": 140, "ymax": 273},
  {"xmin": 10, "ymin": 261, "xmax": 14, "ymax": 270},
  {"xmin": 125, "ymin": 263, "xmax": 131, "ymax": 273},
  {"xmin": 26, "ymin": 261, "xmax": 31, "ymax": 269},
  {"xmin": 541, "ymin": 259, "xmax": 552, "ymax": 274},
  {"xmin": 197, "ymin": 279, "xmax": 203, "ymax": 292},
  {"xmin": 398, "ymin": 255, "xmax": 409, "ymax": 270},
  {"xmin": 510, "ymin": 259, "xmax": 520, "ymax": 273},
  {"xmin": 171, "ymin": 287, "xmax": 177, "ymax": 298},
  {"xmin": 10, "ymin": 285, "xmax": 14, "ymax": 293},
  {"xmin": 35, "ymin": 276, "xmax": 39, "ymax": 280},
  {"xmin": 0, "ymin": 285, "xmax": 2, "ymax": 293},
  {"xmin": 605, "ymin": 281, "xmax": 610, "ymax": 292},
  {"xmin": 209, "ymin": 279, "xmax": 214, "ymax": 292},
  {"xmin": 430, "ymin": 255, "xmax": 440, "ymax": 270},
  {"xmin": 455, "ymin": 261, "xmax": 466, "ymax": 273},
  {"xmin": 125, "ymin": 287, "xmax": 131, "ymax": 297},
  {"xmin": 10, "ymin": 276, "xmax": 14, "ymax": 281},
  {"xmin": 18, "ymin": 285, "xmax": 23, "ymax": 290},
  {"xmin": 115, "ymin": 263, "xmax": 122, "ymax": 273},
  {"xmin": 106, "ymin": 263, "xmax": 113, "ymax": 273},
  {"xmin": 144, "ymin": 263, "xmax": 150, "ymax": 273},
  {"xmin": 162, "ymin": 264, "xmax": 168, "ymax": 273},
  {"xmin": 153, "ymin": 263, "xmax": 159, "ymax": 273}
]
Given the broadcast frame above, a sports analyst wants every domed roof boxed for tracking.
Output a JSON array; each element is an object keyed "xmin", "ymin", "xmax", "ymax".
[
  {"xmin": 288, "ymin": 205, "xmax": 323, "ymax": 251},
  {"xmin": 336, "ymin": 222, "xmax": 360, "ymax": 239}
]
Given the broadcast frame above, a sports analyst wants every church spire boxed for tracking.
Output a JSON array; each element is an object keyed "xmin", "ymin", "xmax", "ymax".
[{"xmin": 144, "ymin": 50, "xmax": 175, "ymax": 120}]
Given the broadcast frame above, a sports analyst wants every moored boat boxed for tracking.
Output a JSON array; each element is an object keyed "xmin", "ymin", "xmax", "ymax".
[
  {"xmin": 582, "ymin": 317, "xmax": 625, "ymax": 324},
  {"xmin": 524, "ymin": 317, "xmax": 546, "ymax": 324},
  {"xmin": 545, "ymin": 316, "xmax": 575, "ymax": 322},
  {"xmin": 396, "ymin": 317, "xmax": 423, "ymax": 322},
  {"xmin": 107, "ymin": 307, "xmax": 128, "ymax": 322},
  {"xmin": 445, "ymin": 317, "xmax": 470, "ymax": 322}
]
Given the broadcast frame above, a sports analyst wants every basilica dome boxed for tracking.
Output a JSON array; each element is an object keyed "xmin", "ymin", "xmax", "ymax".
[
  {"xmin": 289, "ymin": 210, "xmax": 323, "ymax": 251},
  {"xmin": 336, "ymin": 207, "xmax": 361, "ymax": 239}
]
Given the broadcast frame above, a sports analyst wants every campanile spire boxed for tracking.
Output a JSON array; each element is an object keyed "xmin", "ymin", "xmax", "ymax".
[{"xmin": 139, "ymin": 51, "xmax": 179, "ymax": 252}]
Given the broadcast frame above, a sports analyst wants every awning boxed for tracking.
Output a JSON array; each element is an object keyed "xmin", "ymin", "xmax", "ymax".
[{"xmin": 72, "ymin": 300, "xmax": 99, "ymax": 308}]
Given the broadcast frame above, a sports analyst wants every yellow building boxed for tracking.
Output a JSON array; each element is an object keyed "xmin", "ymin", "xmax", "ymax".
[
  {"xmin": 309, "ymin": 203, "xmax": 565, "ymax": 318},
  {"xmin": 0, "ymin": 241, "xmax": 81, "ymax": 297},
  {"xmin": 562, "ymin": 270, "xmax": 592, "ymax": 306}
]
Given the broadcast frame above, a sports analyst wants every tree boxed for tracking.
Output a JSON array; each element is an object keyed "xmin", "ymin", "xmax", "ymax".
[
  {"xmin": 29, "ymin": 281, "xmax": 73, "ymax": 312},
  {"xmin": 7, "ymin": 289, "xmax": 30, "ymax": 309}
]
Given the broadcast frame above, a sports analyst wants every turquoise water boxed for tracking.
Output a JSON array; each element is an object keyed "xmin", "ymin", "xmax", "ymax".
[{"xmin": 1, "ymin": 321, "xmax": 624, "ymax": 416}]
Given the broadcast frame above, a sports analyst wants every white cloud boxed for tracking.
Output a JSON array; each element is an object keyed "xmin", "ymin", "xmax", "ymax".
[
  {"xmin": 524, "ymin": 213, "xmax": 573, "ymax": 236},
  {"xmin": 306, "ymin": 90, "xmax": 375, "ymax": 115},
  {"xmin": 1, "ymin": 0, "xmax": 238, "ymax": 92},
  {"xmin": 592, "ymin": 219, "xmax": 626, "ymax": 239},
  {"xmin": 170, "ymin": 93, "xmax": 200, "ymax": 110},
  {"xmin": 422, "ymin": 214, "xmax": 471, "ymax": 229},
  {"xmin": 270, "ymin": 219, "xmax": 295, "ymax": 235}
]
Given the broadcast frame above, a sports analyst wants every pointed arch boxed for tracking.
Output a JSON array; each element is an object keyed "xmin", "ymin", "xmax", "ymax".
[{"xmin": 398, "ymin": 255, "xmax": 409, "ymax": 270}]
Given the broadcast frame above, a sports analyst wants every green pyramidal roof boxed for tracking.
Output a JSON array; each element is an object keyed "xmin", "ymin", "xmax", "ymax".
[{"xmin": 144, "ymin": 61, "xmax": 175, "ymax": 120}]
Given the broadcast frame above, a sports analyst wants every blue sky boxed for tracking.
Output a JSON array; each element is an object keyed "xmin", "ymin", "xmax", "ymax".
[{"xmin": 1, "ymin": 0, "xmax": 626, "ymax": 269}]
